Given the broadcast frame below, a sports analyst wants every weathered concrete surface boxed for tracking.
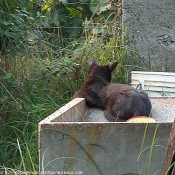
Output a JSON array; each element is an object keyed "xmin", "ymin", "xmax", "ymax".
[
  {"xmin": 151, "ymin": 98, "xmax": 175, "ymax": 122},
  {"xmin": 39, "ymin": 98, "xmax": 174, "ymax": 175},
  {"xmin": 39, "ymin": 122, "xmax": 171, "ymax": 175},
  {"xmin": 122, "ymin": 0, "xmax": 175, "ymax": 71},
  {"xmin": 42, "ymin": 98, "xmax": 85, "ymax": 122},
  {"xmin": 85, "ymin": 107, "xmax": 109, "ymax": 122}
]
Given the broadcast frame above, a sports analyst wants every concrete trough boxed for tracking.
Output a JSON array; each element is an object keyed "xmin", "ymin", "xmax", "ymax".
[{"xmin": 39, "ymin": 98, "xmax": 174, "ymax": 175}]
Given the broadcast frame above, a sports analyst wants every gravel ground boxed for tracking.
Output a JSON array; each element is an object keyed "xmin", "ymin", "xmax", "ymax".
[{"xmin": 85, "ymin": 98, "xmax": 175, "ymax": 122}]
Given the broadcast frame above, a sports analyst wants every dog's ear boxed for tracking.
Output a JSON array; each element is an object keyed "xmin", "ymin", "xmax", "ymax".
[{"xmin": 109, "ymin": 61, "xmax": 118, "ymax": 72}]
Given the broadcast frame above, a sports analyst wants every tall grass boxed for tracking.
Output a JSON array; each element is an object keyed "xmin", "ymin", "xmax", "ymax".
[
  {"xmin": 0, "ymin": 56, "xmax": 72, "ymax": 174},
  {"xmin": 0, "ymin": 2, "xmax": 149, "ymax": 174},
  {"xmin": 135, "ymin": 124, "xmax": 168, "ymax": 175}
]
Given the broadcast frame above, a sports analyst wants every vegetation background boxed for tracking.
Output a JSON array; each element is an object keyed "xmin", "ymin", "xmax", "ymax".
[{"xmin": 0, "ymin": 0, "xmax": 141, "ymax": 174}]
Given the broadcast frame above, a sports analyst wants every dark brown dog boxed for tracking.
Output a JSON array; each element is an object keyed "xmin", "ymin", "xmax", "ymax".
[{"xmin": 73, "ymin": 60, "xmax": 152, "ymax": 120}]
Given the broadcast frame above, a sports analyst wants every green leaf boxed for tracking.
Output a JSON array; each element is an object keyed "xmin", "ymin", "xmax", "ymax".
[
  {"xmin": 10, "ymin": 26, "xmax": 20, "ymax": 32},
  {"xmin": 93, "ymin": 25, "xmax": 105, "ymax": 35},
  {"xmin": 9, "ymin": 14, "xmax": 25, "ymax": 24},
  {"xmin": 2, "ymin": 73, "xmax": 12, "ymax": 80},
  {"xmin": 69, "ymin": 17, "xmax": 81, "ymax": 26},
  {"xmin": 65, "ymin": 79, "xmax": 72, "ymax": 89},
  {"xmin": 68, "ymin": 28, "xmax": 81, "ymax": 37},
  {"xmin": 6, "ymin": 32, "xmax": 22, "ymax": 40},
  {"xmin": 41, "ymin": 0, "xmax": 54, "ymax": 11},
  {"xmin": 90, "ymin": 0, "xmax": 109, "ymax": 14},
  {"xmin": 60, "ymin": 0, "xmax": 67, "ymax": 3}
]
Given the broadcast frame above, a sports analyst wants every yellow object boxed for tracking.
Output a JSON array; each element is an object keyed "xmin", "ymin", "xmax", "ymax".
[{"xmin": 126, "ymin": 116, "xmax": 156, "ymax": 123}]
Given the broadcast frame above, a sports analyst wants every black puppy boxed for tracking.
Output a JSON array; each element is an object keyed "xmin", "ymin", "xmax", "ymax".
[{"xmin": 73, "ymin": 60, "xmax": 152, "ymax": 120}]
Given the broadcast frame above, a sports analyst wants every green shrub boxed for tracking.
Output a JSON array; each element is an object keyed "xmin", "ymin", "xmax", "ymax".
[{"xmin": 0, "ymin": 1, "xmax": 133, "ymax": 174}]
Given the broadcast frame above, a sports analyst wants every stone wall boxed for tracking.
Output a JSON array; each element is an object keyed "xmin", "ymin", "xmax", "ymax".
[{"xmin": 122, "ymin": 0, "xmax": 175, "ymax": 71}]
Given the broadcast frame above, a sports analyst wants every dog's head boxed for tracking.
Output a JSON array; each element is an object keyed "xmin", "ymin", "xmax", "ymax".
[{"xmin": 87, "ymin": 60, "xmax": 118, "ymax": 82}]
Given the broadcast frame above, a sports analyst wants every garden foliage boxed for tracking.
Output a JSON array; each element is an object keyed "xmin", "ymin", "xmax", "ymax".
[{"xmin": 0, "ymin": 0, "xmax": 125, "ymax": 173}]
